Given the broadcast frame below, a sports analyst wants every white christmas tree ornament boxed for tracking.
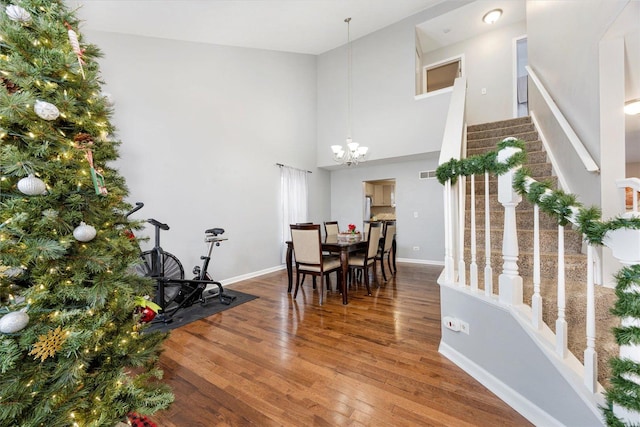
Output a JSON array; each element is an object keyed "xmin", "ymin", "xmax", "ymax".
[
  {"xmin": 0, "ymin": 309, "xmax": 29, "ymax": 333},
  {"xmin": 17, "ymin": 174, "xmax": 46, "ymax": 195},
  {"xmin": 34, "ymin": 100, "xmax": 60, "ymax": 121},
  {"xmin": 73, "ymin": 222, "xmax": 97, "ymax": 242},
  {"xmin": 5, "ymin": 5, "xmax": 31, "ymax": 23}
]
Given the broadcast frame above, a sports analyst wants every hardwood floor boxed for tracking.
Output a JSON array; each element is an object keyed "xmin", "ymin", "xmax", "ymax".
[{"xmin": 152, "ymin": 263, "xmax": 532, "ymax": 426}]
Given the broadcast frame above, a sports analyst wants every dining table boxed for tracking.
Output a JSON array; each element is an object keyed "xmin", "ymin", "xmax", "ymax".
[{"xmin": 286, "ymin": 235, "xmax": 367, "ymax": 305}]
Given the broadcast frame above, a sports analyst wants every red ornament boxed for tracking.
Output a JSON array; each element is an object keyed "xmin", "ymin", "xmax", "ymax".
[
  {"xmin": 127, "ymin": 413, "xmax": 157, "ymax": 427},
  {"xmin": 135, "ymin": 306, "xmax": 156, "ymax": 323}
]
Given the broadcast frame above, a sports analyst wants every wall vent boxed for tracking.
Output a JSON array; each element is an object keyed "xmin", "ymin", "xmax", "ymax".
[{"xmin": 419, "ymin": 170, "xmax": 437, "ymax": 179}]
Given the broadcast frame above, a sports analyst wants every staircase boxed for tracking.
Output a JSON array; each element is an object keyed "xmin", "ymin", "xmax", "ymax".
[{"xmin": 465, "ymin": 116, "xmax": 618, "ymax": 386}]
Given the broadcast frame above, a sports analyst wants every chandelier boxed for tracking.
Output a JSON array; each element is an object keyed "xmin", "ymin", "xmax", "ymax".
[{"xmin": 331, "ymin": 17, "xmax": 368, "ymax": 166}]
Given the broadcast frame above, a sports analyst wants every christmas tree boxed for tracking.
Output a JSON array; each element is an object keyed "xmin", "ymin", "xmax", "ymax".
[{"xmin": 0, "ymin": 1, "xmax": 173, "ymax": 425}]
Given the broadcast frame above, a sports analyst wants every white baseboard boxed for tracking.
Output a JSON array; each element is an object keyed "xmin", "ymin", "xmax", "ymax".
[
  {"xmin": 396, "ymin": 258, "xmax": 444, "ymax": 266},
  {"xmin": 219, "ymin": 259, "xmax": 443, "ymax": 288},
  {"xmin": 220, "ymin": 265, "xmax": 286, "ymax": 286},
  {"xmin": 438, "ymin": 341, "xmax": 563, "ymax": 427}
]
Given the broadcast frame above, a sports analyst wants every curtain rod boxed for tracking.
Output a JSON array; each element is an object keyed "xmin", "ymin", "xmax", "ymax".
[{"xmin": 276, "ymin": 163, "xmax": 312, "ymax": 174}]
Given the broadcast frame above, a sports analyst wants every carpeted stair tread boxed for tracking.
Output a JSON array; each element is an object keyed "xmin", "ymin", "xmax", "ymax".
[
  {"xmin": 468, "ymin": 209, "xmax": 564, "ymax": 230},
  {"xmin": 467, "ymin": 131, "xmax": 540, "ymax": 149},
  {"xmin": 467, "ymin": 139, "xmax": 544, "ymax": 157},
  {"xmin": 468, "ymin": 123, "xmax": 535, "ymax": 140},
  {"xmin": 465, "ymin": 228, "xmax": 584, "ymax": 254},
  {"xmin": 468, "ymin": 116, "xmax": 532, "ymax": 132}
]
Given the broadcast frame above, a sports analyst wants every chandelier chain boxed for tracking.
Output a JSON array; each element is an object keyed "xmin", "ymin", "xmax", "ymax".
[{"xmin": 330, "ymin": 17, "xmax": 368, "ymax": 166}]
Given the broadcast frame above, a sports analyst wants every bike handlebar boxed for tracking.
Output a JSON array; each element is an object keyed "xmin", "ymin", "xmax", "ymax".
[
  {"xmin": 125, "ymin": 202, "xmax": 144, "ymax": 218},
  {"xmin": 148, "ymin": 218, "xmax": 170, "ymax": 230}
]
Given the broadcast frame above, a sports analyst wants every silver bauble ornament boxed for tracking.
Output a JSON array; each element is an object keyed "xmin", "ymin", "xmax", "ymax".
[
  {"xmin": 73, "ymin": 222, "xmax": 96, "ymax": 242},
  {"xmin": 101, "ymin": 92, "xmax": 115, "ymax": 107},
  {"xmin": 34, "ymin": 100, "xmax": 60, "ymax": 121},
  {"xmin": 17, "ymin": 174, "xmax": 46, "ymax": 196},
  {"xmin": 0, "ymin": 310, "xmax": 29, "ymax": 333},
  {"xmin": 5, "ymin": 5, "xmax": 31, "ymax": 23}
]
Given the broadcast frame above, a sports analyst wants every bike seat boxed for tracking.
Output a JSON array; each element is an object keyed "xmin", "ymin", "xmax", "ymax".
[
  {"xmin": 205, "ymin": 227, "xmax": 225, "ymax": 236},
  {"xmin": 148, "ymin": 218, "xmax": 169, "ymax": 230}
]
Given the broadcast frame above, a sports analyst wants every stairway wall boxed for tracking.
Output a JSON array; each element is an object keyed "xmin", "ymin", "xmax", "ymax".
[{"xmin": 439, "ymin": 285, "xmax": 605, "ymax": 426}]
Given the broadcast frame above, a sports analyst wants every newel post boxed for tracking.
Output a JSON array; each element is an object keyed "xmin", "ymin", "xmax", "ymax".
[
  {"xmin": 497, "ymin": 147, "xmax": 523, "ymax": 306},
  {"xmin": 603, "ymin": 220, "xmax": 640, "ymax": 425}
]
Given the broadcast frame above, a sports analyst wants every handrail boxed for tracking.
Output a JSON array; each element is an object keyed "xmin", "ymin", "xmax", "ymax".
[
  {"xmin": 438, "ymin": 77, "xmax": 467, "ymax": 165},
  {"xmin": 525, "ymin": 65, "xmax": 600, "ymax": 173}
]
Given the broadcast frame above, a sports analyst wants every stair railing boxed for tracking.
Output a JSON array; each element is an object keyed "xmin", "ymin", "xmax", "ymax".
[
  {"xmin": 438, "ymin": 76, "xmax": 467, "ymax": 284},
  {"xmin": 525, "ymin": 65, "xmax": 599, "ymax": 173},
  {"xmin": 439, "ymin": 139, "xmax": 640, "ymax": 424}
]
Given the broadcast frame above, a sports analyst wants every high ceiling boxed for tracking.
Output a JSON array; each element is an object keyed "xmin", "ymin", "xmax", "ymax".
[
  {"xmin": 66, "ymin": 0, "xmax": 449, "ymax": 55},
  {"xmin": 66, "ymin": 0, "xmax": 639, "ymax": 163}
]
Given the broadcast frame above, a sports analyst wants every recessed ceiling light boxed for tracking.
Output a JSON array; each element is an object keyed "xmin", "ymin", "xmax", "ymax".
[
  {"xmin": 624, "ymin": 99, "xmax": 640, "ymax": 115},
  {"xmin": 483, "ymin": 9, "xmax": 503, "ymax": 24}
]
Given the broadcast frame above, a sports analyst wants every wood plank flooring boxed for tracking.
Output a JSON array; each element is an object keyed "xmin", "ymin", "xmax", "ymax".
[{"xmin": 151, "ymin": 263, "xmax": 532, "ymax": 426}]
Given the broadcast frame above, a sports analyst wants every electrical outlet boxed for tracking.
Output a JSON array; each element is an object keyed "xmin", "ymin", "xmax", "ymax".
[
  {"xmin": 442, "ymin": 316, "xmax": 460, "ymax": 331},
  {"xmin": 459, "ymin": 320, "xmax": 470, "ymax": 335},
  {"xmin": 413, "ymin": 246, "xmax": 420, "ymax": 251}
]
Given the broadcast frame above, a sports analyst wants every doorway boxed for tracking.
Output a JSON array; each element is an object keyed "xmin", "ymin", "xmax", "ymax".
[
  {"xmin": 363, "ymin": 179, "xmax": 396, "ymax": 221},
  {"xmin": 514, "ymin": 35, "xmax": 528, "ymax": 117}
]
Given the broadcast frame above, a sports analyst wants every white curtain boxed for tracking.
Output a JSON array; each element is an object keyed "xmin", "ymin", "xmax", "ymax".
[{"xmin": 280, "ymin": 166, "xmax": 308, "ymax": 263}]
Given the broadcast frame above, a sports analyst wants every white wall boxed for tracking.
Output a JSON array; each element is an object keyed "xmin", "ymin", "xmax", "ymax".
[
  {"xmin": 628, "ymin": 162, "xmax": 640, "ymax": 177},
  {"xmin": 86, "ymin": 31, "xmax": 329, "ymax": 281},
  {"xmin": 329, "ymin": 154, "xmax": 444, "ymax": 263},
  {"xmin": 316, "ymin": 1, "xmax": 473, "ymax": 169},
  {"xmin": 422, "ymin": 21, "xmax": 527, "ymax": 125},
  {"xmin": 440, "ymin": 286, "xmax": 604, "ymax": 426},
  {"xmin": 526, "ymin": 0, "xmax": 629, "ymax": 208},
  {"xmin": 316, "ymin": 3, "xmax": 476, "ymax": 264}
]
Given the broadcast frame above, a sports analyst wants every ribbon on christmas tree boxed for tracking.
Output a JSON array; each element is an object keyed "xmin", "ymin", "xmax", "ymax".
[{"xmin": 74, "ymin": 133, "xmax": 107, "ymax": 195}]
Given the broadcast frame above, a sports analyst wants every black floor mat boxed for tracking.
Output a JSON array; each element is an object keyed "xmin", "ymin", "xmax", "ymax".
[{"xmin": 143, "ymin": 289, "xmax": 258, "ymax": 333}]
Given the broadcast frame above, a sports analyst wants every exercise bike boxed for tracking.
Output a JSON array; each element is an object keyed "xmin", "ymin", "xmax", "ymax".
[{"xmin": 125, "ymin": 203, "xmax": 236, "ymax": 323}]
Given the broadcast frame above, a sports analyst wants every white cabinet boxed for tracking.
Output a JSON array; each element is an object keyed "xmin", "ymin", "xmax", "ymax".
[
  {"xmin": 373, "ymin": 185, "xmax": 384, "ymax": 205},
  {"xmin": 372, "ymin": 184, "xmax": 394, "ymax": 206}
]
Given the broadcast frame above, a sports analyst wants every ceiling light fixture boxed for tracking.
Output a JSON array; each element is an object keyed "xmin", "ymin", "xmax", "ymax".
[
  {"xmin": 624, "ymin": 99, "xmax": 640, "ymax": 115},
  {"xmin": 482, "ymin": 9, "xmax": 503, "ymax": 24},
  {"xmin": 331, "ymin": 17, "xmax": 368, "ymax": 166}
]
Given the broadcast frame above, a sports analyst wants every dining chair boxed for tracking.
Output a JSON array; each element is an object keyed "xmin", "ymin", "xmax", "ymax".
[
  {"xmin": 323, "ymin": 221, "xmax": 339, "ymax": 236},
  {"xmin": 347, "ymin": 221, "xmax": 383, "ymax": 295},
  {"xmin": 375, "ymin": 220, "xmax": 396, "ymax": 281},
  {"xmin": 290, "ymin": 224, "xmax": 341, "ymax": 305},
  {"xmin": 362, "ymin": 220, "xmax": 379, "ymax": 237},
  {"xmin": 295, "ymin": 223, "xmax": 316, "ymax": 288}
]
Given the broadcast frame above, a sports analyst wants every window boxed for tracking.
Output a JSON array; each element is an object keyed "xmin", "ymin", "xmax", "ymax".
[{"xmin": 423, "ymin": 56, "xmax": 463, "ymax": 94}]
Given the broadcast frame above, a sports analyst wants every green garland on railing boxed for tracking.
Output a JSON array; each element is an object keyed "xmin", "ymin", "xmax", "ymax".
[
  {"xmin": 603, "ymin": 264, "xmax": 640, "ymax": 426},
  {"xmin": 437, "ymin": 137, "xmax": 640, "ymax": 426},
  {"xmin": 435, "ymin": 137, "xmax": 527, "ymax": 185}
]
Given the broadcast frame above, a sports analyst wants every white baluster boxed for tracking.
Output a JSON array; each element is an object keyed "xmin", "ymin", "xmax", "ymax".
[
  {"xmin": 556, "ymin": 224, "xmax": 568, "ymax": 358},
  {"xmin": 532, "ymin": 204, "xmax": 542, "ymax": 329},
  {"xmin": 584, "ymin": 243, "xmax": 597, "ymax": 392},
  {"xmin": 458, "ymin": 176, "xmax": 466, "ymax": 287},
  {"xmin": 484, "ymin": 171, "xmax": 493, "ymax": 296},
  {"xmin": 497, "ymin": 147, "xmax": 523, "ymax": 306},
  {"xmin": 470, "ymin": 174, "xmax": 478, "ymax": 290},
  {"xmin": 443, "ymin": 179, "xmax": 454, "ymax": 283}
]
